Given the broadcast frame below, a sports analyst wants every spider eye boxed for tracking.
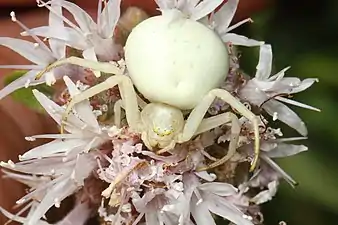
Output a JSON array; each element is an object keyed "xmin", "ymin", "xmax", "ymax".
[{"xmin": 153, "ymin": 126, "xmax": 173, "ymax": 137}]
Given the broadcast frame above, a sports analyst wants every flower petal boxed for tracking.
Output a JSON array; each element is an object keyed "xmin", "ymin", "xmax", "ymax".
[
  {"xmin": 213, "ymin": 0, "xmax": 239, "ymax": 34},
  {"xmin": 289, "ymin": 78, "xmax": 319, "ymax": 94},
  {"xmin": 63, "ymin": 76, "xmax": 100, "ymax": 132},
  {"xmin": 221, "ymin": 33, "xmax": 264, "ymax": 46},
  {"xmin": 255, "ymin": 44, "xmax": 272, "ymax": 80},
  {"xmin": 276, "ymin": 96, "xmax": 320, "ymax": 112},
  {"xmin": 198, "ymin": 182, "xmax": 238, "ymax": 196},
  {"xmin": 263, "ymin": 99, "xmax": 308, "ymax": 136},
  {"xmin": 20, "ymin": 139, "xmax": 89, "ymax": 160},
  {"xmin": 56, "ymin": 202, "xmax": 92, "ymax": 225},
  {"xmin": 49, "ymin": 0, "xmax": 66, "ymax": 58},
  {"xmin": 0, "ymin": 207, "xmax": 51, "ymax": 225},
  {"xmin": 265, "ymin": 143, "xmax": 308, "ymax": 158},
  {"xmin": 83, "ymin": 48, "xmax": 101, "ymax": 77},
  {"xmin": 26, "ymin": 178, "xmax": 79, "ymax": 225},
  {"xmin": 22, "ymin": 26, "xmax": 88, "ymax": 50},
  {"xmin": 32, "ymin": 89, "xmax": 86, "ymax": 132},
  {"xmin": 59, "ymin": 0, "xmax": 97, "ymax": 33},
  {"xmin": 0, "ymin": 70, "xmax": 44, "ymax": 100},
  {"xmin": 251, "ymin": 180, "xmax": 278, "ymax": 204},
  {"xmin": 190, "ymin": 195, "xmax": 216, "ymax": 225},
  {"xmin": 206, "ymin": 193, "xmax": 253, "ymax": 225},
  {"xmin": 0, "ymin": 37, "xmax": 54, "ymax": 65},
  {"xmin": 260, "ymin": 154, "xmax": 297, "ymax": 187},
  {"xmin": 155, "ymin": 0, "xmax": 176, "ymax": 10},
  {"xmin": 190, "ymin": 0, "xmax": 224, "ymax": 21},
  {"xmin": 99, "ymin": 0, "xmax": 121, "ymax": 38}
]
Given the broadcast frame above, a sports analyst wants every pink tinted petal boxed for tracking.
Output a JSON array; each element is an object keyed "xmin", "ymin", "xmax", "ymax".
[
  {"xmin": 72, "ymin": 154, "xmax": 96, "ymax": 185},
  {"xmin": 154, "ymin": 0, "xmax": 176, "ymax": 10},
  {"xmin": 198, "ymin": 182, "xmax": 238, "ymax": 196},
  {"xmin": 276, "ymin": 96, "xmax": 320, "ymax": 112},
  {"xmin": 22, "ymin": 26, "xmax": 88, "ymax": 50},
  {"xmin": 213, "ymin": 0, "xmax": 239, "ymax": 34},
  {"xmin": 83, "ymin": 47, "xmax": 101, "ymax": 77},
  {"xmin": 99, "ymin": 0, "xmax": 121, "ymax": 38},
  {"xmin": 0, "ymin": 70, "xmax": 43, "ymax": 100},
  {"xmin": 206, "ymin": 193, "xmax": 253, "ymax": 225},
  {"xmin": 190, "ymin": 195, "xmax": 216, "ymax": 225},
  {"xmin": 263, "ymin": 99, "xmax": 308, "ymax": 136},
  {"xmin": 145, "ymin": 211, "xmax": 160, "ymax": 225},
  {"xmin": 255, "ymin": 44, "xmax": 272, "ymax": 80},
  {"xmin": 261, "ymin": 154, "xmax": 297, "ymax": 187},
  {"xmin": 20, "ymin": 139, "xmax": 89, "ymax": 160},
  {"xmin": 290, "ymin": 78, "xmax": 319, "ymax": 94},
  {"xmin": 251, "ymin": 180, "xmax": 278, "ymax": 204},
  {"xmin": 265, "ymin": 143, "xmax": 308, "ymax": 158},
  {"xmin": 267, "ymin": 66, "xmax": 290, "ymax": 81},
  {"xmin": 56, "ymin": 202, "xmax": 92, "ymax": 225},
  {"xmin": 0, "ymin": 37, "xmax": 54, "ymax": 65},
  {"xmin": 49, "ymin": 0, "xmax": 66, "ymax": 58},
  {"xmin": 59, "ymin": 0, "xmax": 97, "ymax": 33},
  {"xmin": 190, "ymin": 0, "xmax": 223, "ymax": 21},
  {"xmin": 32, "ymin": 89, "xmax": 86, "ymax": 131},
  {"xmin": 63, "ymin": 76, "xmax": 100, "ymax": 131},
  {"xmin": 221, "ymin": 33, "xmax": 264, "ymax": 46},
  {"xmin": 26, "ymin": 178, "xmax": 78, "ymax": 225}
]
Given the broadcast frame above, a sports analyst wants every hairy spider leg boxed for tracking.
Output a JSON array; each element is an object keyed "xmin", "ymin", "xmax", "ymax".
[
  {"xmin": 35, "ymin": 56, "xmax": 122, "ymax": 80},
  {"xmin": 194, "ymin": 112, "xmax": 240, "ymax": 171},
  {"xmin": 177, "ymin": 88, "xmax": 260, "ymax": 172},
  {"xmin": 113, "ymin": 99, "xmax": 123, "ymax": 128},
  {"xmin": 61, "ymin": 75, "xmax": 141, "ymax": 133}
]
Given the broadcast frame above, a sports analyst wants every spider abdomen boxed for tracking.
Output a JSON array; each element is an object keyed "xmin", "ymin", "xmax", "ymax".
[{"xmin": 125, "ymin": 12, "xmax": 229, "ymax": 110}]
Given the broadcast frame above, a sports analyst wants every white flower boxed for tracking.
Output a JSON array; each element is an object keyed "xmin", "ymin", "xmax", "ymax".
[
  {"xmin": 239, "ymin": 44, "xmax": 320, "ymax": 135},
  {"xmin": 0, "ymin": 77, "xmax": 111, "ymax": 225},
  {"xmin": 259, "ymin": 137, "xmax": 308, "ymax": 187},
  {"xmin": 28, "ymin": 0, "xmax": 122, "ymax": 61},
  {"xmin": 154, "ymin": 0, "xmax": 263, "ymax": 47},
  {"xmin": 209, "ymin": 0, "xmax": 264, "ymax": 47},
  {"xmin": 19, "ymin": 76, "xmax": 108, "ymax": 161},
  {"xmin": 172, "ymin": 173, "xmax": 254, "ymax": 225},
  {"xmin": 0, "ymin": 153, "xmax": 96, "ymax": 225},
  {"xmin": 0, "ymin": 5, "xmax": 70, "ymax": 100},
  {"xmin": 0, "ymin": 201, "xmax": 92, "ymax": 225}
]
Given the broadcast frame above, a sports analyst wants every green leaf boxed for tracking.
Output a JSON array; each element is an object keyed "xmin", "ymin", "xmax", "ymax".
[{"xmin": 4, "ymin": 70, "xmax": 54, "ymax": 113}]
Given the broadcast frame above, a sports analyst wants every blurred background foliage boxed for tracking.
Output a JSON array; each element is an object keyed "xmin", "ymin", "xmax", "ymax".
[{"xmin": 238, "ymin": 0, "xmax": 338, "ymax": 224}]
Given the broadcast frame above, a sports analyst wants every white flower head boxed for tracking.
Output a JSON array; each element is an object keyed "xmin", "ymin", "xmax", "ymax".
[
  {"xmin": 0, "ymin": 6, "xmax": 70, "ymax": 100},
  {"xmin": 29, "ymin": 0, "xmax": 123, "ymax": 61},
  {"xmin": 154, "ymin": 0, "xmax": 264, "ymax": 47},
  {"xmin": 239, "ymin": 44, "xmax": 320, "ymax": 136}
]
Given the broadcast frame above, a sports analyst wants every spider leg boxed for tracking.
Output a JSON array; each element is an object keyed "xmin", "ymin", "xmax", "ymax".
[
  {"xmin": 113, "ymin": 99, "xmax": 123, "ymax": 128},
  {"xmin": 35, "ymin": 56, "xmax": 122, "ymax": 80},
  {"xmin": 177, "ymin": 88, "xmax": 260, "ymax": 171},
  {"xmin": 61, "ymin": 75, "xmax": 141, "ymax": 132},
  {"xmin": 195, "ymin": 112, "xmax": 241, "ymax": 171},
  {"xmin": 113, "ymin": 93, "xmax": 146, "ymax": 128}
]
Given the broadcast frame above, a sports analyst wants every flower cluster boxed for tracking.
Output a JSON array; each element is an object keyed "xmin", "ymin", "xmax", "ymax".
[{"xmin": 0, "ymin": 0, "xmax": 318, "ymax": 225}]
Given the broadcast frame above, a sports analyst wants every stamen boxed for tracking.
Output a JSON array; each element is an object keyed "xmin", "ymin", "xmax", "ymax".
[
  {"xmin": 226, "ymin": 18, "xmax": 253, "ymax": 33},
  {"xmin": 37, "ymin": 0, "xmax": 84, "ymax": 36},
  {"xmin": 10, "ymin": 11, "xmax": 52, "ymax": 53}
]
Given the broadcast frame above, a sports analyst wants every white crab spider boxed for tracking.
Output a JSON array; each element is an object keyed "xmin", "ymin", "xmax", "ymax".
[{"xmin": 37, "ymin": 11, "xmax": 260, "ymax": 171}]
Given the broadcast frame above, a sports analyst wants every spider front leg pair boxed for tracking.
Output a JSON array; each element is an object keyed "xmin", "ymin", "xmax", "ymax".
[
  {"xmin": 37, "ymin": 57, "xmax": 260, "ymax": 171},
  {"xmin": 161, "ymin": 88, "xmax": 260, "ymax": 171},
  {"xmin": 61, "ymin": 74, "xmax": 141, "ymax": 133}
]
